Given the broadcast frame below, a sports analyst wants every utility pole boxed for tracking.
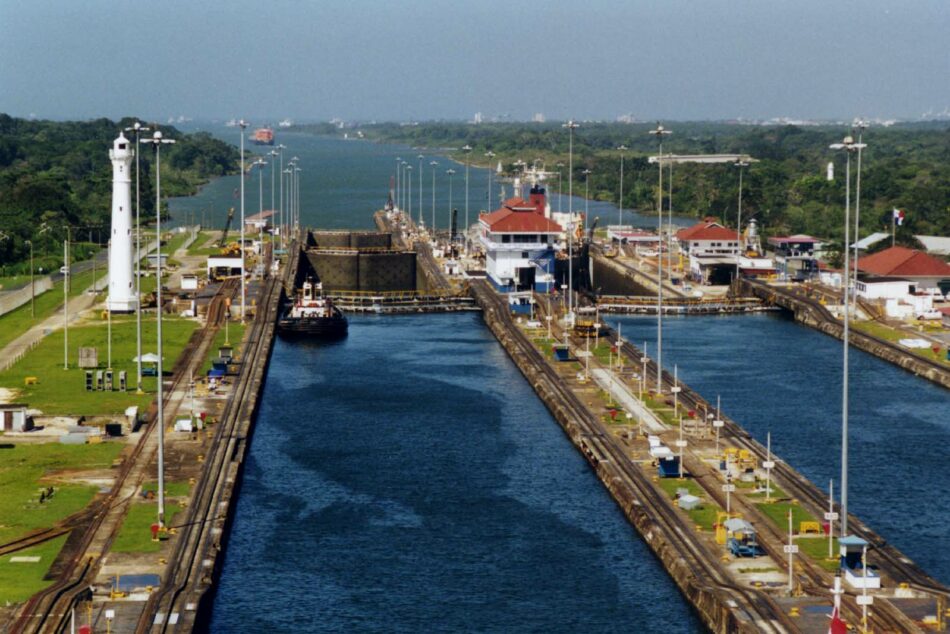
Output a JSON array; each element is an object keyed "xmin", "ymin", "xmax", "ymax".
[
  {"xmin": 649, "ymin": 123, "xmax": 671, "ymax": 393},
  {"xmin": 124, "ymin": 121, "xmax": 149, "ymax": 393},
  {"xmin": 63, "ymin": 228, "xmax": 69, "ymax": 370},
  {"xmin": 563, "ymin": 120, "xmax": 579, "ymax": 325}
]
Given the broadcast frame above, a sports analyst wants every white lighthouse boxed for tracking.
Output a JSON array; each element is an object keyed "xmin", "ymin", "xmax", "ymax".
[{"xmin": 107, "ymin": 133, "xmax": 137, "ymax": 312}]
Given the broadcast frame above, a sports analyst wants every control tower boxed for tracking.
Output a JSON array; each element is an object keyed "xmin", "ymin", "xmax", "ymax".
[{"xmin": 107, "ymin": 133, "xmax": 137, "ymax": 312}]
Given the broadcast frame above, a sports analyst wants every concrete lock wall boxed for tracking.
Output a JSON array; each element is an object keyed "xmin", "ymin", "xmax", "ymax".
[
  {"xmin": 350, "ymin": 232, "xmax": 391, "ymax": 249},
  {"xmin": 311, "ymin": 231, "xmax": 352, "ymax": 249},
  {"xmin": 309, "ymin": 252, "xmax": 360, "ymax": 290},
  {"xmin": 591, "ymin": 255, "xmax": 654, "ymax": 295},
  {"xmin": 358, "ymin": 253, "xmax": 415, "ymax": 292}
]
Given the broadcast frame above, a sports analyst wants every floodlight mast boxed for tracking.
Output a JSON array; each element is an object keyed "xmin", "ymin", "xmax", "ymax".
[{"xmin": 139, "ymin": 129, "xmax": 175, "ymax": 528}]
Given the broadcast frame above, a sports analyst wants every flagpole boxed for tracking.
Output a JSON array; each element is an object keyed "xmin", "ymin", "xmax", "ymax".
[{"xmin": 892, "ymin": 209, "xmax": 896, "ymax": 247}]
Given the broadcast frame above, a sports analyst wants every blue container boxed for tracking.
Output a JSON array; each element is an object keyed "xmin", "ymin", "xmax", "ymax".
[{"xmin": 553, "ymin": 345, "xmax": 570, "ymax": 362}]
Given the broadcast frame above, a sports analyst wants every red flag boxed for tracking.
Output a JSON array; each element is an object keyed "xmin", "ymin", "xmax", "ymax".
[{"xmin": 828, "ymin": 605, "xmax": 847, "ymax": 634}]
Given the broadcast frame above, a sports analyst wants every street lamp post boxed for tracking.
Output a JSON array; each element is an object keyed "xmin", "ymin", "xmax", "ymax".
[
  {"xmin": 407, "ymin": 165, "xmax": 414, "ymax": 227},
  {"xmin": 430, "ymin": 161, "xmax": 438, "ymax": 235},
  {"xmin": 485, "ymin": 151, "xmax": 496, "ymax": 211},
  {"xmin": 617, "ymin": 145, "xmax": 628, "ymax": 227},
  {"xmin": 852, "ymin": 120, "xmax": 868, "ymax": 309},
  {"xmin": 269, "ymin": 149, "xmax": 278, "ymax": 244},
  {"xmin": 395, "ymin": 157, "xmax": 402, "ymax": 212},
  {"xmin": 829, "ymin": 134, "xmax": 863, "ymax": 537},
  {"xmin": 124, "ymin": 121, "xmax": 150, "ymax": 393},
  {"xmin": 462, "ymin": 145, "xmax": 472, "ymax": 254},
  {"xmin": 446, "ymin": 169, "xmax": 456, "ymax": 240},
  {"xmin": 582, "ymin": 169, "xmax": 592, "ymax": 233},
  {"xmin": 276, "ymin": 144, "xmax": 286, "ymax": 250},
  {"xmin": 563, "ymin": 120, "xmax": 579, "ymax": 324},
  {"xmin": 734, "ymin": 160, "xmax": 750, "ymax": 286},
  {"xmin": 418, "ymin": 154, "xmax": 424, "ymax": 228},
  {"xmin": 649, "ymin": 123, "xmax": 671, "ymax": 393},
  {"xmin": 294, "ymin": 166, "xmax": 302, "ymax": 233},
  {"xmin": 556, "ymin": 163, "xmax": 564, "ymax": 214},
  {"xmin": 140, "ymin": 129, "xmax": 175, "ymax": 528},
  {"xmin": 237, "ymin": 120, "xmax": 248, "ymax": 321}
]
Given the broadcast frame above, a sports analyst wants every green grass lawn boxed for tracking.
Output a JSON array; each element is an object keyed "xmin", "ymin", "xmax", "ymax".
[
  {"xmin": 0, "ymin": 316, "xmax": 199, "ymax": 415},
  {"xmin": 0, "ymin": 443, "xmax": 124, "ymax": 543},
  {"xmin": 755, "ymin": 500, "xmax": 816, "ymax": 534},
  {"xmin": 110, "ymin": 501, "xmax": 183, "ymax": 553},
  {"xmin": 745, "ymin": 483, "xmax": 789, "ymax": 500},
  {"xmin": 0, "ymin": 274, "xmax": 30, "ymax": 291},
  {"xmin": 199, "ymin": 321, "xmax": 245, "ymax": 375},
  {"xmin": 0, "ymin": 535, "xmax": 68, "ymax": 604},
  {"xmin": 185, "ymin": 231, "xmax": 222, "ymax": 256},
  {"xmin": 0, "ymin": 268, "xmax": 103, "ymax": 352},
  {"xmin": 141, "ymin": 480, "xmax": 191, "ymax": 498},
  {"xmin": 655, "ymin": 477, "xmax": 720, "ymax": 530},
  {"xmin": 853, "ymin": 320, "xmax": 949, "ymax": 367},
  {"xmin": 798, "ymin": 535, "xmax": 840, "ymax": 571}
]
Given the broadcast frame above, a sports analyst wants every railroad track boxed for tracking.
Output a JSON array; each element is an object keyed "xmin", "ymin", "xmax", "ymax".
[
  {"xmin": 135, "ymin": 257, "xmax": 284, "ymax": 632},
  {"xmin": 8, "ymin": 279, "xmax": 238, "ymax": 634},
  {"xmin": 595, "ymin": 320, "xmax": 948, "ymax": 632},
  {"xmin": 473, "ymin": 281, "xmax": 798, "ymax": 632}
]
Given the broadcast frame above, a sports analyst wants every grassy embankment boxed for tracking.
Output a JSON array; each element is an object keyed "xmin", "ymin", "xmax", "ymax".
[
  {"xmin": 0, "ymin": 443, "xmax": 125, "ymax": 544},
  {"xmin": 199, "ymin": 321, "xmax": 246, "ymax": 376},
  {"xmin": 0, "ymin": 317, "xmax": 198, "ymax": 416},
  {"xmin": 0, "ymin": 535, "xmax": 69, "ymax": 603},
  {"xmin": 0, "ymin": 267, "xmax": 104, "ymax": 352},
  {"xmin": 852, "ymin": 320, "xmax": 949, "ymax": 367}
]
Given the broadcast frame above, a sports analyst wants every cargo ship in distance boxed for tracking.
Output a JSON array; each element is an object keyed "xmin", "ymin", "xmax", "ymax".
[
  {"xmin": 277, "ymin": 279, "xmax": 348, "ymax": 338},
  {"xmin": 251, "ymin": 126, "xmax": 274, "ymax": 145}
]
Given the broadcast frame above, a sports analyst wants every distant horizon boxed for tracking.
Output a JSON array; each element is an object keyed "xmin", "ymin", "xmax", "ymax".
[{"xmin": 2, "ymin": 1, "xmax": 947, "ymax": 124}]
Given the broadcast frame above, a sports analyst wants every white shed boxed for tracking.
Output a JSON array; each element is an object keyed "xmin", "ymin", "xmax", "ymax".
[{"xmin": 0, "ymin": 404, "xmax": 33, "ymax": 432}]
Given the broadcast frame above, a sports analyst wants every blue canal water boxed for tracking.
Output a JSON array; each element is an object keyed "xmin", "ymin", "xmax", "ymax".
[
  {"xmin": 209, "ymin": 314, "xmax": 702, "ymax": 632},
  {"xmin": 608, "ymin": 312, "xmax": 950, "ymax": 584}
]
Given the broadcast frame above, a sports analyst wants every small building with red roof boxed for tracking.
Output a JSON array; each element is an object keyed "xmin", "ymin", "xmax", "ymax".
[
  {"xmin": 856, "ymin": 246, "xmax": 950, "ymax": 291},
  {"xmin": 479, "ymin": 185, "xmax": 562, "ymax": 291},
  {"xmin": 675, "ymin": 220, "xmax": 741, "ymax": 285}
]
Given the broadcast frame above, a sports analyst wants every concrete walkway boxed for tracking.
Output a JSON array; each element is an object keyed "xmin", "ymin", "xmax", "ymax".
[{"xmin": 590, "ymin": 368, "xmax": 667, "ymax": 434}]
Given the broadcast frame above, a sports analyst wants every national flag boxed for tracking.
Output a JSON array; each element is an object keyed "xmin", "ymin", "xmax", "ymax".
[
  {"xmin": 893, "ymin": 208, "xmax": 905, "ymax": 226},
  {"xmin": 828, "ymin": 605, "xmax": 847, "ymax": 634}
]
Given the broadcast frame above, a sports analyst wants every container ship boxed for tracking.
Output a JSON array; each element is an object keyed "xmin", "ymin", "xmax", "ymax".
[
  {"xmin": 251, "ymin": 127, "xmax": 274, "ymax": 145},
  {"xmin": 277, "ymin": 279, "xmax": 348, "ymax": 338}
]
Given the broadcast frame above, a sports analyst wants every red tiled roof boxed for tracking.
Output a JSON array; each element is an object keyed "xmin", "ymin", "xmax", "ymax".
[
  {"xmin": 676, "ymin": 222, "xmax": 738, "ymax": 242},
  {"xmin": 481, "ymin": 207, "xmax": 562, "ymax": 233},
  {"xmin": 856, "ymin": 246, "xmax": 950, "ymax": 278}
]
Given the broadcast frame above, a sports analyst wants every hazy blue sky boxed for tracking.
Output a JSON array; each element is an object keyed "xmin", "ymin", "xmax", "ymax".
[{"xmin": 2, "ymin": 0, "xmax": 948, "ymax": 122}]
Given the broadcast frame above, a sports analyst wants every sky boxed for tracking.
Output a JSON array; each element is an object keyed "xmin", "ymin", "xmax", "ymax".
[{"xmin": 2, "ymin": 0, "xmax": 949, "ymax": 123}]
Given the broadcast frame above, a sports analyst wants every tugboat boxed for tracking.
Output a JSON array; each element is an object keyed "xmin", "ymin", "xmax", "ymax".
[{"xmin": 277, "ymin": 279, "xmax": 348, "ymax": 338}]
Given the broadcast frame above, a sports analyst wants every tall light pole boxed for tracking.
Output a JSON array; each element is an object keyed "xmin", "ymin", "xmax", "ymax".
[
  {"xmin": 734, "ymin": 160, "xmax": 750, "ymax": 286},
  {"xmin": 563, "ymin": 120, "xmax": 579, "ymax": 323},
  {"xmin": 485, "ymin": 151, "xmax": 496, "ymax": 211},
  {"xmin": 276, "ymin": 145, "xmax": 286, "ymax": 250},
  {"xmin": 852, "ymin": 119, "xmax": 868, "ymax": 308},
  {"xmin": 407, "ymin": 165, "xmax": 414, "ymax": 226},
  {"xmin": 237, "ymin": 120, "xmax": 248, "ymax": 321},
  {"xmin": 462, "ymin": 144, "xmax": 472, "ymax": 254},
  {"xmin": 446, "ymin": 168, "xmax": 456, "ymax": 240},
  {"xmin": 829, "ymin": 135, "xmax": 863, "ymax": 537},
  {"xmin": 401, "ymin": 161, "xmax": 408, "ymax": 217},
  {"xmin": 556, "ymin": 162, "xmax": 564, "ymax": 214},
  {"xmin": 124, "ymin": 121, "xmax": 150, "ymax": 393},
  {"xmin": 418, "ymin": 154, "xmax": 424, "ymax": 227},
  {"xmin": 63, "ymin": 227, "xmax": 69, "ymax": 370},
  {"xmin": 294, "ymin": 166, "xmax": 302, "ymax": 233},
  {"xmin": 140, "ymin": 129, "xmax": 175, "ymax": 528},
  {"xmin": 26, "ymin": 239, "xmax": 34, "ymax": 318},
  {"xmin": 395, "ymin": 157, "xmax": 402, "ymax": 212},
  {"xmin": 430, "ymin": 160, "xmax": 438, "ymax": 234},
  {"xmin": 617, "ymin": 145, "xmax": 628, "ymax": 227},
  {"xmin": 649, "ymin": 123, "xmax": 671, "ymax": 393},
  {"xmin": 268, "ymin": 149, "xmax": 278, "ymax": 246},
  {"xmin": 253, "ymin": 160, "xmax": 268, "ymax": 257},
  {"xmin": 667, "ymin": 159, "xmax": 674, "ymax": 282},
  {"xmin": 582, "ymin": 169, "xmax": 592, "ymax": 233},
  {"xmin": 283, "ymin": 168, "xmax": 293, "ymax": 238}
]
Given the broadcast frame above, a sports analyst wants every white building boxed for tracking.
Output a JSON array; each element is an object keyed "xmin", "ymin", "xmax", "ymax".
[
  {"xmin": 107, "ymin": 133, "xmax": 137, "ymax": 312},
  {"xmin": 675, "ymin": 220, "xmax": 740, "ymax": 285},
  {"xmin": 479, "ymin": 186, "xmax": 562, "ymax": 292}
]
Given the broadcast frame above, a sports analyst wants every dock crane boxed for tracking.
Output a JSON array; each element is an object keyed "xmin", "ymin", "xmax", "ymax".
[{"xmin": 217, "ymin": 207, "xmax": 236, "ymax": 248}]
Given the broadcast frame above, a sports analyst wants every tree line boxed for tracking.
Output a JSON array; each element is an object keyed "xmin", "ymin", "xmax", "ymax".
[{"xmin": 350, "ymin": 120, "xmax": 950, "ymax": 249}]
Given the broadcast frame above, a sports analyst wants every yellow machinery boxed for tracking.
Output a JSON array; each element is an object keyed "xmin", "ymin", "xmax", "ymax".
[
  {"xmin": 715, "ymin": 511, "xmax": 737, "ymax": 545},
  {"xmin": 737, "ymin": 449, "xmax": 756, "ymax": 471},
  {"xmin": 220, "ymin": 241, "xmax": 241, "ymax": 256}
]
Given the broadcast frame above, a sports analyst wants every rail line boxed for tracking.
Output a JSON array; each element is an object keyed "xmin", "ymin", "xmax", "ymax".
[
  {"xmin": 135, "ymin": 256, "xmax": 283, "ymax": 632},
  {"xmin": 9, "ymin": 279, "xmax": 238, "ymax": 634}
]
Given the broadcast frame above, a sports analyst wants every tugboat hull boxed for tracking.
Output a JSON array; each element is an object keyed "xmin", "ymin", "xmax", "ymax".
[{"xmin": 277, "ymin": 314, "xmax": 348, "ymax": 339}]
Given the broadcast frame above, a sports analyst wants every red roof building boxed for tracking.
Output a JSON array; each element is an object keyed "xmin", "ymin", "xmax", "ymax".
[{"xmin": 856, "ymin": 246, "xmax": 950, "ymax": 288}]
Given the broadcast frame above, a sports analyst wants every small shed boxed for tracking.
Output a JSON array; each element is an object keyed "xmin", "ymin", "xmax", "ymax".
[
  {"xmin": 677, "ymin": 494, "xmax": 701, "ymax": 510},
  {"xmin": 181, "ymin": 274, "xmax": 199, "ymax": 291},
  {"xmin": 839, "ymin": 535, "xmax": 881, "ymax": 589},
  {"xmin": 0, "ymin": 404, "xmax": 33, "ymax": 432}
]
